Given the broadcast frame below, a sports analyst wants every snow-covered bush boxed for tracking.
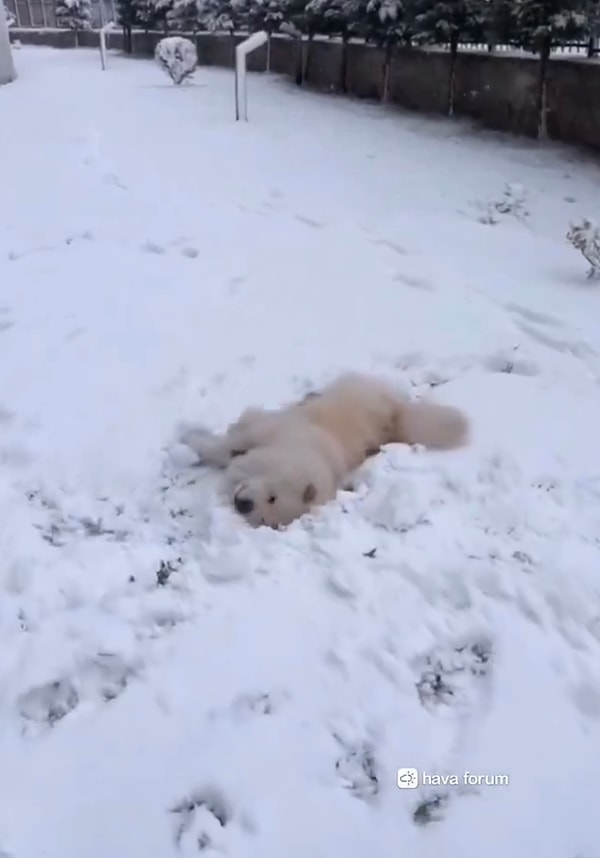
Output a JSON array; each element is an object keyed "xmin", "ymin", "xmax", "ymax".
[
  {"xmin": 566, "ymin": 218, "xmax": 600, "ymax": 280},
  {"xmin": 155, "ymin": 36, "xmax": 197, "ymax": 85},
  {"xmin": 55, "ymin": 0, "xmax": 92, "ymax": 32}
]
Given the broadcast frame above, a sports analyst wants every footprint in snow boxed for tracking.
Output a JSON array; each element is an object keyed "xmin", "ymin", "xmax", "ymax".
[
  {"xmin": 17, "ymin": 653, "xmax": 141, "ymax": 734},
  {"xmin": 393, "ymin": 271, "xmax": 436, "ymax": 292},
  {"xmin": 294, "ymin": 213, "xmax": 324, "ymax": 229},
  {"xmin": 169, "ymin": 785, "xmax": 254, "ymax": 853},
  {"xmin": 410, "ymin": 635, "xmax": 494, "ymax": 825},
  {"xmin": 333, "ymin": 734, "xmax": 380, "ymax": 801},
  {"xmin": 481, "ymin": 351, "xmax": 540, "ymax": 377},
  {"xmin": 504, "ymin": 302, "xmax": 561, "ymax": 328},
  {"xmin": 140, "ymin": 240, "xmax": 166, "ymax": 255}
]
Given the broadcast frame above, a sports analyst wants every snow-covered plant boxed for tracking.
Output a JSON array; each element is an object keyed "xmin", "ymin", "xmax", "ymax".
[
  {"xmin": 155, "ymin": 35, "xmax": 198, "ymax": 83},
  {"xmin": 476, "ymin": 182, "xmax": 529, "ymax": 224},
  {"xmin": 3, "ymin": 4, "xmax": 16, "ymax": 26},
  {"xmin": 566, "ymin": 218, "xmax": 600, "ymax": 279},
  {"xmin": 494, "ymin": 182, "xmax": 529, "ymax": 219},
  {"xmin": 55, "ymin": 0, "xmax": 92, "ymax": 32}
]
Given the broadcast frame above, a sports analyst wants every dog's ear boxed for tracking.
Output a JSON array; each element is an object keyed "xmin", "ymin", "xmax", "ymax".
[{"xmin": 302, "ymin": 483, "xmax": 317, "ymax": 505}]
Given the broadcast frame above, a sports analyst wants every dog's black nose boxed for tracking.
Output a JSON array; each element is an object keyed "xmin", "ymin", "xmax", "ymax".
[{"xmin": 234, "ymin": 496, "xmax": 254, "ymax": 515}]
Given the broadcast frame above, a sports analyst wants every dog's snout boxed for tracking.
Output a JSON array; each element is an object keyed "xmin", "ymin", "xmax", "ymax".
[{"xmin": 234, "ymin": 495, "xmax": 254, "ymax": 515}]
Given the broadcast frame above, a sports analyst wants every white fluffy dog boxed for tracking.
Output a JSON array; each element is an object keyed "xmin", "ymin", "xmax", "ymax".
[{"xmin": 180, "ymin": 372, "xmax": 469, "ymax": 528}]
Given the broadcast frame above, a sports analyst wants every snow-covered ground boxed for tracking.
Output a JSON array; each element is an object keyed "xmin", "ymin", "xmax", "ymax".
[{"xmin": 2, "ymin": 44, "xmax": 600, "ymax": 858}]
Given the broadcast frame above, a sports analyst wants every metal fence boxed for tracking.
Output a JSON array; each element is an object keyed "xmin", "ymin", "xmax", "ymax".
[{"xmin": 5, "ymin": 0, "xmax": 599, "ymax": 57}]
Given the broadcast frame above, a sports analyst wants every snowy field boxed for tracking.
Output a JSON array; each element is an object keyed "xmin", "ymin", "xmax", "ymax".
[{"xmin": 2, "ymin": 44, "xmax": 600, "ymax": 858}]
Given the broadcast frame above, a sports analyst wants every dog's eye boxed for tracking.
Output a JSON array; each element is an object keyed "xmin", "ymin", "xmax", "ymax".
[
  {"xmin": 230, "ymin": 449, "xmax": 246, "ymax": 458},
  {"xmin": 267, "ymin": 495, "xmax": 277, "ymax": 504}
]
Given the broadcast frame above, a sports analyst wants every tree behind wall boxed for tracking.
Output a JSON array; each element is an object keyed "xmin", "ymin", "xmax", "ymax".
[
  {"xmin": 167, "ymin": 0, "xmax": 200, "ymax": 32},
  {"xmin": 199, "ymin": 0, "xmax": 250, "ymax": 64},
  {"xmin": 245, "ymin": 0, "xmax": 286, "ymax": 69},
  {"xmin": 116, "ymin": 0, "xmax": 161, "ymax": 50},
  {"xmin": 303, "ymin": 0, "xmax": 364, "ymax": 88},
  {"xmin": 55, "ymin": 0, "xmax": 92, "ymax": 43},
  {"xmin": 499, "ymin": 0, "xmax": 587, "ymax": 137},
  {"xmin": 411, "ymin": 0, "xmax": 487, "ymax": 115},
  {"xmin": 359, "ymin": 0, "xmax": 414, "ymax": 99}
]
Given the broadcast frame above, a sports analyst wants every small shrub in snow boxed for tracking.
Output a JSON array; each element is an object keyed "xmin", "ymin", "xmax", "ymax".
[
  {"xmin": 566, "ymin": 218, "xmax": 600, "ymax": 280},
  {"xmin": 155, "ymin": 36, "xmax": 197, "ymax": 85},
  {"xmin": 477, "ymin": 182, "xmax": 529, "ymax": 225}
]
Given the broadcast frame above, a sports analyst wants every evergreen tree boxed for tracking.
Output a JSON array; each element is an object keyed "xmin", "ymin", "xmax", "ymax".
[
  {"xmin": 199, "ymin": 0, "xmax": 247, "ymax": 31},
  {"xmin": 360, "ymin": 0, "xmax": 413, "ymax": 98},
  {"xmin": 199, "ymin": 0, "xmax": 249, "ymax": 64},
  {"xmin": 304, "ymin": 0, "xmax": 363, "ymax": 38},
  {"xmin": 246, "ymin": 0, "xmax": 286, "ymax": 33},
  {"xmin": 116, "ymin": 0, "xmax": 156, "ymax": 50},
  {"xmin": 509, "ymin": 0, "xmax": 587, "ymax": 136},
  {"xmin": 411, "ymin": 0, "xmax": 486, "ymax": 114},
  {"xmin": 583, "ymin": 0, "xmax": 600, "ymax": 55},
  {"xmin": 55, "ymin": 0, "xmax": 90, "ymax": 31},
  {"xmin": 302, "ymin": 0, "xmax": 364, "ymax": 88},
  {"xmin": 279, "ymin": 0, "xmax": 310, "ymax": 34},
  {"xmin": 55, "ymin": 0, "xmax": 92, "ymax": 41},
  {"xmin": 152, "ymin": 0, "xmax": 174, "ymax": 31},
  {"xmin": 167, "ymin": 0, "xmax": 200, "ymax": 31},
  {"xmin": 245, "ymin": 0, "xmax": 287, "ymax": 69}
]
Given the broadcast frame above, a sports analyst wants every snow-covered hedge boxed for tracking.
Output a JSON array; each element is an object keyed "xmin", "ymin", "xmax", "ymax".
[{"xmin": 155, "ymin": 35, "xmax": 198, "ymax": 83}]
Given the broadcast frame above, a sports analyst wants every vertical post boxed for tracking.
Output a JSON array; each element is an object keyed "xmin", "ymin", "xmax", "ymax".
[
  {"xmin": 234, "ymin": 30, "xmax": 268, "ymax": 123},
  {"xmin": 234, "ymin": 45, "xmax": 240, "ymax": 120},
  {"xmin": 99, "ymin": 20, "xmax": 115, "ymax": 70},
  {"xmin": 0, "ymin": 1, "xmax": 16, "ymax": 86}
]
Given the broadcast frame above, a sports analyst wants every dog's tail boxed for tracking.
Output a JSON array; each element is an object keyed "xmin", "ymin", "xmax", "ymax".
[{"xmin": 394, "ymin": 399, "xmax": 469, "ymax": 450}]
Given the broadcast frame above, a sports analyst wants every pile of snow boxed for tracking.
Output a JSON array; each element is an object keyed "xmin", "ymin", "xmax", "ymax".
[{"xmin": 1, "ymin": 46, "xmax": 600, "ymax": 858}]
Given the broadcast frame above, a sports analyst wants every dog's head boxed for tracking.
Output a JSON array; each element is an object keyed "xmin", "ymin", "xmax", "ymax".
[
  {"xmin": 224, "ymin": 445, "xmax": 326, "ymax": 528},
  {"xmin": 567, "ymin": 219, "xmax": 592, "ymax": 242},
  {"xmin": 223, "ymin": 407, "xmax": 290, "ymax": 461}
]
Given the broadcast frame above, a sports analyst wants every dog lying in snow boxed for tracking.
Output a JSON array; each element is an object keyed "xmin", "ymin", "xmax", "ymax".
[{"xmin": 180, "ymin": 372, "xmax": 469, "ymax": 529}]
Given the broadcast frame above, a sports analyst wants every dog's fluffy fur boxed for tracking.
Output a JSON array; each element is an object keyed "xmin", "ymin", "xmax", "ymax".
[{"xmin": 180, "ymin": 372, "xmax": 469, "ymax": 528}]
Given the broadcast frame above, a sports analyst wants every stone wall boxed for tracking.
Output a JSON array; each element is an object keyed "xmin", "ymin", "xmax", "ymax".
[{"xmin": 10, "ymin": 27, "xmax": 600, "ymax": 150}]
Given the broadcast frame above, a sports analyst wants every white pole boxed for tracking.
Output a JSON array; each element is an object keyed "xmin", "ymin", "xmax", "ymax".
[
  {"xmin": 99, "ymin": 20, "xmax": 116, "ymax": 70},
  {"xmin": 234, "ymin": 30, "xmax": 268, "ymax": 122},
  {"xmin": 0, "ymin": 1, "xmax": 16, "ymax": 86}
]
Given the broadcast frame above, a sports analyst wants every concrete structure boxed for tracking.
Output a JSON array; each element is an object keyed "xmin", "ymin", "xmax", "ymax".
[{"xmin": 0, "ymin": 2, "xmax": 16, "ymax": 85}]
